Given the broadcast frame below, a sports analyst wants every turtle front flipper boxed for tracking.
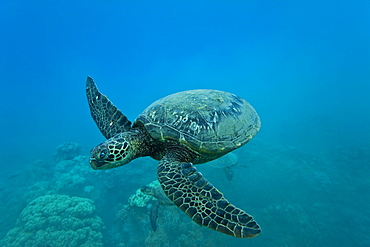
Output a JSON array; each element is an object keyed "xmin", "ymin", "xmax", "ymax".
[
  {"xmin": 157, "ymin": 157, "xmax": 261, "ymax": 238},
  {"xmin": 86, "ymin": 76, "xmax": 131, "ymax": 139}
]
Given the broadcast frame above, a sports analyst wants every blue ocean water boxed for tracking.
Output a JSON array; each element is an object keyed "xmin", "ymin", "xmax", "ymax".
[{"xmin": 0, "ymin": 1, "xmax": 369, "ymax": 246}]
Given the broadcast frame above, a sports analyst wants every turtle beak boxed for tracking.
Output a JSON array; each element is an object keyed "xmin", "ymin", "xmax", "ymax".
[
  {"xmin": 90, "ymin": 158, "xmax": 99, "ymax": 170},
  {"xmin": 89, "ymin": 157, "xmax": 112, "ymax": 170}
]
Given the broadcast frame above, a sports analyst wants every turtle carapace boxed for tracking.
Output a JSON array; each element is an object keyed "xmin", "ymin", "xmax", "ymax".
[{"xmin": 86, "ymin": 76, "xmax": 261, "ymax": 238}]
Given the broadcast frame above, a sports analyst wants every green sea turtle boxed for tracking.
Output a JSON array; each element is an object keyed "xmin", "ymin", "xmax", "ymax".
[
  {"xmin": 208, "ymin": 152, "xmax": 240, "ymax": 181},
  {"xmin": 140, "ymin": 183, "xmax": 175, "ymax": 231},
  {"xmin": 86, "ymin": 76, "xmax": 262, "ymax": 238},
  {"xmin": 141, "ymin": 184, "xmax": 174, "ymax": 206}
]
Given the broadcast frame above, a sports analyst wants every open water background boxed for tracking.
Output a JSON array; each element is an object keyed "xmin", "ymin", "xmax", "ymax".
[{"xmin": 0, "ymin": 1, "xmax": 369, "ymax": 246}]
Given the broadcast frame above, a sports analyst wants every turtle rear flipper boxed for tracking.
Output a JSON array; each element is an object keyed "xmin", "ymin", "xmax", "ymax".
[
  {"xmin": 86, "ymin": 76, "xmax": 131, "ymax": 139},
  {"xmin": 150, "ymin": 200, "xmax": 160, "ymax": 231},
  {"xmin": 223, "ymin": 165, "xmax": 235, "ymax": 181},
  {"xmin": 157, "ymin": 157, "xmax": 261, "ymax": 238}
]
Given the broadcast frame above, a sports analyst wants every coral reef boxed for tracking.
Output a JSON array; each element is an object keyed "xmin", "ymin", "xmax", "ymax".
[
  {"xmin": 54, "ymin": 142, "xmax": 82, "ymax": 161},
  {"xmin": 54, "ymin": 156, "xmax": 91, "ymax": 194},
  {"xmin": 116, "ymin": 204, "xmax": 132, "ymax": 221},
  {"xmin": 143, "ymin": 203, "xmax": 225, "ymax": 247},
  {"xmin": 2, "ymin": 194, "xmax": 104, "ymax": 247},
  {"xmin": 2, "ymin": 139, "xmax": 368, "ymax": 246},
  {"xmin": 23, "ymin": 181, "xmax": 55, "ymax": 204},
  {"xmin": 0, "ymin": 142, "xmax": 157, "ymax": 244},
  {"xmin": 9, "ymin": 159, "xmax": 54, "ymax": 186},
  {"xmin": 128, "ymin": 180, "xmax": 163, "ymax": 207},
  {"xmin": 52, "ymin": 154, "xmax": 155, "ymax": 201},
  {"xmin": 128, "ymin": 187, "xmax": 153, "ymax": 207},
  {"xmin": 112, "ymin": 180, "xmax": 227, "ymax": 247}
]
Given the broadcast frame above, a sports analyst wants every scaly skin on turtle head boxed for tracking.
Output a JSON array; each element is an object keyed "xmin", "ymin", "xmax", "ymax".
[{"xmin": 90, "ymin": 132, "xmax": 140, "ymax": 170}]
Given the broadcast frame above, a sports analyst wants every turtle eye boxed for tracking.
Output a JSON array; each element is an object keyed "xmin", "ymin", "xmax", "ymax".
[{"xmin": 99, "ymin": 150, "xmax": 107, "ymax": 159}]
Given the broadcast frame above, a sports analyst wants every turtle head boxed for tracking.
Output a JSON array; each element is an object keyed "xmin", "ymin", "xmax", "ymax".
[
  {"xmin": 89, "ymin": 132, "xmax": 138, "ymax": 170},
  {"xmin": 140, "ymin": 186, "xmax": 155, "ymax": 196}
]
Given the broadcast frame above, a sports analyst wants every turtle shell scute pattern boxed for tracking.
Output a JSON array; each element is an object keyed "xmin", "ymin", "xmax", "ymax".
[{"xmin": 135, "ymin": 89, "xmax": 260, "ymax": 157}]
